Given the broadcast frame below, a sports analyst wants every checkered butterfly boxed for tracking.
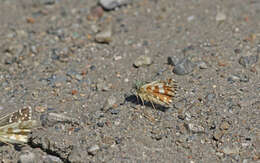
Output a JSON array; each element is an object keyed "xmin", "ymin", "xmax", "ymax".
[{"xmin": 135, "ymin": 78, "xmax": 178, "ymax": 109}]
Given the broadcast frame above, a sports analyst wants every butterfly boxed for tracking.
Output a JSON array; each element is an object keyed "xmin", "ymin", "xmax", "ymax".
[
  {"xmin": 0, "ymin": 106, "xmax": 38, "ymax": 144},
  {"xmin": 135, "ymin": 79, "xmax": 178, "ymax": 109}
]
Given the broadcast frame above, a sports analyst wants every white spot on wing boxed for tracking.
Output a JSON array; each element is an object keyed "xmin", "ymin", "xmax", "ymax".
[{"xmin": 159, "ymin": 88, "xmax": 165, "ymax": 94}]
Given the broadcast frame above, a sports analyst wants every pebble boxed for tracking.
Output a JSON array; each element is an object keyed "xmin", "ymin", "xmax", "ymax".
[
  {"xmin": 213, "ymin": 129, "xmax": 224, "ymax": 140},
  {"xmin": 37, "ymin": 0, "xmax": 56, "ymax": 5},
  {"xmin": 234, "ymin": 48, "xmax": 242, "ymax": 54},
  {"xmin": 0, "ymin": 106, "xmax": 4, "ymax": 111},
  {"xmin": 18, "ymin": 151, "xmax": 36, "ymax": 163},
  {"xmin": 96, "ymin": 80, "xmax": 111, "ymax": 91},
  {"xmin": 99, "ymin": 0, "xmax": 132, "ymax": 10},
  {"xmin": 173, "ymin": 58, "xmax": 195, "ymax": 75},
  {"xmin": 115, "ymin": 137, "xmax": 121, "ymax": 144},
  {"xmin": 35, "ymin": 106, "xmax": 47, "ymax": 113},
  {"xmin": 102, "ymin": 136, "xmax": 115, "ymax": 146},
  {"xmin": 133, "ymin": 55, "xmax": 152, "ymax": 67},
  {"xmin": 187, "ymin": 15, "xmax": 195, "ymax": 22},
  {"xmin": 186, "ymin": 123, "xmax": 205, "ymax": 133},
  {"xmin": 30, "ymin": 45, "xmax": 38, "ymax": 54},
  {"xmin": 197, "ymin": 61, "xmax": 208, "ymax": 69},
  {"xmin": 227, "ymin": 75, "xmax": 240, "ymax": 83},
  {"xmin": 95, "ymin": 24, "xmax": 112, "ymax": 43},
  {"xmin": 257, "ymin": 46, "xmax": 260, "ymax": 54},
  {"xmin": 216, "ymin": 12, "xmax": 226, "ymax": 22},
  {"xmin": 68, "ymin": 146, "xmax": 88, "ymax": 162},
  {"xmin": 87, "ymin": 144, "xmax": 100, "ymax": 155},
  {"xmin": 206, "ymin": 93, "xmax": 216, "ymax": 102},
  {"xmin": 167, "ymin": 56, "xmax": 181, "ymax": 66},
  {"xmin": 103, "ymin": 96, "xmax": 117, "ymax": 111},
  {"xmin": 151, "ymin": 128, "xmax": 164, "ymax": 140},
  {"xmin": 239, "ymin": 54, "xmax": 259, "ymax": 68},
  {"xmin": 41, "ymin": 112, "xmax": 79, "ymax": 127},
  {"xmin": 220, "ymin": 121, "xmax": 230, "ymax": 130},
  {"xmin": 239, "ymin": 74, "xmax": 249, "ymax": 82},
  {"xmin": 87, "ymin": 6, "xmax": 104, "ymax": 20},
  {"xmin": 222, "ymin": 145, "xmax": 240, "ymax": 155},
  {"xmin": 110, "ymin": 109, "xmax": 120, "ymax": 114},
  {"xmin": 97, "ymin": 122, "xmax": 104, "ymax": 127},
  {"xmin": 42, "ymin": 155, "xmax": 63, "ymax": 163}
]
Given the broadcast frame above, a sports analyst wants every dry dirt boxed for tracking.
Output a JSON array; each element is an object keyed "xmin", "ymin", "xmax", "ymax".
[{"xmin": 0, "ymin": 0, "xmax": 259, "ymax": 162}]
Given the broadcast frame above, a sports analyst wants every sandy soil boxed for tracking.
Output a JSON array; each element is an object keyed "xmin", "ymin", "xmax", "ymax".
[{"xmin": 0, "ymin": 0, "xmax": 259, "ymax": 162}]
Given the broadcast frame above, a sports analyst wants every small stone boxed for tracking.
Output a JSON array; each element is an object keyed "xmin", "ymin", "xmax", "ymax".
[
  {"xmin": 102, "ymin": 136, "xmax": 115, "ymax": 146},
  {"xmin": 220, "ymin": 121, "xmax": 230, "ymax": 130},
  {"xmin": 227, "ymin": 75, "xmax": 240, "ymax": 83},
  {"xmin": 257, "ymin": 46, "xmax": 260, "ymax": 54},
  {"xmin": 96, "ymin": 80, "xmax": 111, "ymax": 91},
  {"xmin": 213, "ymin": 130, "xmax": 224, "ymax": 140},
  {"xmin": 197, "ymin": 61, "xmax": 208, "ymax": 69},
  {"xmin": 222, "ymin": 145, "xmax": 240, "ymax": 155},
  {"xmin": 87, "ymin": 144, "xmax": 100, "ymax": 155},
  {"xmin": 75, "ymin": 74, "xmax": 83, "ymax": 81},
  {"xmin": 151, "ymin": 128, "xmax": 164, "ymax": 140},
  {"xmin": 187, "ymin": 15, "xmax": 195, "ymax": 22},
  {"xmin": 173, "ymin": 58, "xmax": 195, "ymax": 75},
  {"xmin": 206, "ymin": 93, "xmax": 216, "ymax": 102},
  {"xmin": 35, "ymin": 106, "xmax": 47, "ymax": 113},
  {"xmin": 110, "ymin": 109, "xmax": 120, "ymax": 114},
  {"xmin": 234, "ymin": 48, "xmax": 241, "ymax": 54},
  {"xmin": 186, "ymin": 123, "xmax": 204, "ymax": 133},
  {"xmin": 30, "ymin": 45, "xmax": 38, "ymax": 54},
  {"xmin": 38, "ymin": 0, "xmax": 55, "ymax": 5},
  {"xmin": 18, "ymin": 151, "xmax": 36, "ymax": 163},
  {"xmin": 216, "ymin": 12, "xmax": 226, "ymax": 22},
  {"xmin": 103, "ymin": 96, "xmax": 117, "ymax": 111},
  {"xmin": 133, "ymin": 55, "xmax": 152, "ymax": 67},
  {"xmin": 68, "ymin": 146, "xmax": 88, "ymax": 162},
  {"xmin": 99, "ymin": 0, "xmax": 132, "ymax": 10},
  {"xmin": 97, "ymin": 122, "xmax": 104, "ymax": 127},
  {"xmin": 177, "ymin": 109, "xmax": 185, "ymax": 120},
  {"xmin": 91, "ymin": 24, "xmax": 100, "ymax": 33},
  {"xmin": 239, "ymin": 54, "xmax": 259, "ymax": 68},
  {"xmin": 239, "ymin": 74, "xmax": 249, "ymax": 82},
  {"xmin": 167, "ymin": 56, "xmax": 181, "ymax": 66},
  {"xmin": 115, "ymin": 137, "xmax": 121, "ymax": 144},
  {"xmin": 95, "ymin": 24, "xmax": 112, "ymax": 44},
  {"xmin": 87, "ymin": 6, "xmax": 104, "ymax": 20},
  {"xmin": 42, "ymin": 155, "xmax": 63, "ymax": 163}
]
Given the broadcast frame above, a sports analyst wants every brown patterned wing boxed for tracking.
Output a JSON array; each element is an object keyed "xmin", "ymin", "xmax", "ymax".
[
  {"xmin": 0, "ymin": 106, "xmax": 32, "ymax": 126},
  {"xmin": 145, "ymin": 79, "xmax": 178, "ymax": 97}
]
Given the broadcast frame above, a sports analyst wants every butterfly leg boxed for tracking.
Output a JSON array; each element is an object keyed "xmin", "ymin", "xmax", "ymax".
[{"xmin": 146, "ymin": 95, "xmax": 156, "ymax": 110}]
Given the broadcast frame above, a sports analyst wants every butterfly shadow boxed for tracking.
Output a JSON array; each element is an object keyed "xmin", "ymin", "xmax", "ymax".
[{"xmin": 125, "ymin": 95, "xmax": 169, "ymax": 112}]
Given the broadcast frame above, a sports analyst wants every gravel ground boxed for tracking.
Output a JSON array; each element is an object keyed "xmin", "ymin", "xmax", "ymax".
[{"xmin": 0, "ymin": 0, "xmax": 259, "ymax": 162}]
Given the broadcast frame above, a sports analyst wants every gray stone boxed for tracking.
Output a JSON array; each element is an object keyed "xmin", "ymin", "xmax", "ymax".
[
  {"xmin": 134, "ymin": 55, "xmax": 152, "ymax": 67},
  {"xmin": 216, "ymin": 12, "xmax": 226, "ymax": 21},
  {"xmin": 68, "ymin": 146, "xmax": 88, "ymax": 163},
  {"xmin": 87, "ymin": 144, "xmax": 100, "ymax": 156},
  {"xmin": 42, "ymin": 155, "xmax": 63, "ymax": 163},
  {"xmin": 99, "ymin": 0, "xmax": 132, "ymax": 10},
  {"xmin": 222, "ymin": 145, "xmax": 240, "ymax": 154},
  {"xmin": 18, "ymin": 151, "xmax": 36, "ymax": 163},
  {"xmin": 167, "ymin": 56, "xmax": 181, "ymax": 66},
  {"xmin": 186, "ymin": 123, "xmax": 205, "ymax": 133},
  {"xmin": 197, "ymin": 61, "xmax": 208, "ymax": 69},
  {"xmin": 95, "ymin": 24, "xmax": 113, "ymax": 44},
  {"xmin": 173, "ymin": 58, "xmax": 195, "ymax": 75}
]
